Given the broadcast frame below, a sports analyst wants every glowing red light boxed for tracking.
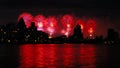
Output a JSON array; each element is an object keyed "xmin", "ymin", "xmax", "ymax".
[
  {"xmin": 79, "ymin": 45, "xmax": 96, "ymax": 68},
  {"xmin": 86, "ymin": 19, "xmax": 96, "ymax": 37},
  {"xmin": 61, "ymin": 14, "xmax": 74, "ymax": 28},
  {"xmin": 61, "ymin": 15, "xmax": 74, "ymax": 36},
  {"xmin": 62, "ymin": 44, "xmax": 75, "ymax": 67},
  {"xmin": 86, "ymin": 19, "xmax": 96, "ymax": 28},
  {"xmin": 47, "ymin": 27, "xmax": 54, "ymax": 35},
  {"xmin": 19, "ymin": 44, "xmax": 34, "ymax": 68},
  {"xmin": 18, "ymin": 12, "xmax": 33, "ymax": 28},
  {"xmin": 90, "ymin": 34, "xmax": 93, "ymax": 37},
  {"xmin": 17, "ymin": 13, "xmax": 98, "ymax": 37},
  {"xmin": 67, "ymin": 24, "xmax": 70, "ymax": 28},
  {"xmin": 46, "ymin": 16, "xmax": 58, "ymax": 37},
  {"xmin": 34, "ymin": 44, "xmax": 46, "ymax": 67},
  {"xmin": 76, "ymin": 19, "xmax": 85, "ymax": 30},
  {"xmin": 50, "ymin": 23, "xmax": 54, "ymax": 27},
  {"xmin": 38, "ymin": 22, "xmax": 43, "ymax": 27},
  {"xmin": 80, "ymin": 24, "xmax": 84, "ymax": 30},
  {"xmin": 88, "ymin": 28, "xmax": 93, "ymax": 34},
  {"xmin": 61, "ymin": 29, "xmax": 65, "ymax": 34},
  {"xmin": 47, "ymin": 16, "xmax": 57, "ymax": 27},
  {"xmin": 33, "ymin": 15, "xmax": 46, "ymax": 31},
  {"xmin": 65, "ymin": 32, "xmax": 69, "ymax": 37}
]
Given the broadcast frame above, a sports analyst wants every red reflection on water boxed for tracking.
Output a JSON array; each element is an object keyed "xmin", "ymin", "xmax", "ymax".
[
  {"xmin": 61, "ymin": 44, "xmax": 75, "ymax": 67},
  {"xmin": 34, "ymin": 44, "xmax": 46, "ymax": 68},
  {"xmin": 19, "ymin": 44, "xmax": 34, "ymax": 68},
  {"xmin": 45, "ymin": 44, "xmax": 58, "ymax": 68},
  {"xmin": 79, "ymin": 44, "xmax": 96, "ymax": 68},
  {"xmin": 19, "ymin": 44, "xmax": 59, "ymax": 68},
  {"xmin": 19, "ymin": 44, "xmax": 98, "ymax": 68}
]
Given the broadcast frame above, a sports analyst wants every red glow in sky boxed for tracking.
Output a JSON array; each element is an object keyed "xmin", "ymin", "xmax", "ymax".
[
  {"xmin": 79, "ymin": 45, "xmax": 96, "ymax": 68},
  {"xmin": 86, "ymin": 19, "xmax": 96, "ymax": 28},
  {"xmin": 88, "ymin": 28, "xmax": 93, "ymax": 34},
  {"xmin": 18, "ymin": 12, "xmax": 33, "ymax": 28},
  {"xmin": 61, "ymin": 14, "xmax": 74, "ymax": 28},
  {"xmin": 61, "ymin": 14, "xmax": 74, "ymax": 36},
  {"xmin": 76, "ymin": 19, "xmax": 85, "ymax": 31},
  {"xmin": 33, "ymin": 15, "xmax": 46, "ymax": 31},
  {"xmin": 18, "ymin": 13, "xmax": 97, "ymax": 37},
  {"xmin": 86, "ymin": 19, "xmax": 96, "ymax": 37},
  {"xmin": 46, "ymin": 16, "xmax": 58, "ymax": 36}
]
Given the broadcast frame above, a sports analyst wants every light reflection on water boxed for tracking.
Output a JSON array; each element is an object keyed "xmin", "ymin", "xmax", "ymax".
[
  {"xmin": 79, "ymin": 44, "xmax": 96, "ymax": 68},
  {"xmin": 19, "ymin": 44, "xmax": 107, "ymax": 68}
]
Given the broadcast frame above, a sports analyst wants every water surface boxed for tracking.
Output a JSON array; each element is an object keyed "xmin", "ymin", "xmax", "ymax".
[
  {"xmin": 19, "ymin": 44, "xmax": 107, "ymax": 68},
  {"xmin": 0, "ymin": 44, "xmax": 120, "ymax": 68}
]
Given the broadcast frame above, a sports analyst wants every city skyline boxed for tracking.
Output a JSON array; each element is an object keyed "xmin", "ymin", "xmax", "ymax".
[
  {"xmin": 0, "ymin": 1, "xmax": 120, "ymax": 68},
  {"xmin": 0, "ymin": 0, "xmax": 119, "ymax": 37},
  {"xmin": 0, "ymin": 9, "xmax": 120, "ymax": 37},
  {"xmin": 0, "ymin": 18, "xmax": 119, "ymax": 44}
]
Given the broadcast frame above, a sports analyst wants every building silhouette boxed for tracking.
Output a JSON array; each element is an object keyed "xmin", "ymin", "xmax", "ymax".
[
  {"xmin": 16, "ymin": 18, "xmax": 27, "ymax": 43},
  {"xmin": 70, "ymin": 24, "xmax": 83, "ymax": 43},
  {"xmin": 107, "ymin": 28, "xmax": 119, "ymax": 41},
  {"xmin": 0, "ymin": 18, "xmax": 119, "ymax": 44},
  {"xmin": 25, "ymin": 22, "xmax": 49, "ymax": 43},
  {"xmin": 105, "ymin": 28, "xmax": 120, "ymax": 44}
]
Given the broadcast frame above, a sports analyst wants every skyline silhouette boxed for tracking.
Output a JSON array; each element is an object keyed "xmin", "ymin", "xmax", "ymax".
[
  {"xmin": 0, "ymin": 18, "xmax": 119, "ymax": 44},
  {"xmin": 0, "ymin": 1, "xmax": 120, "ymax": 68}
]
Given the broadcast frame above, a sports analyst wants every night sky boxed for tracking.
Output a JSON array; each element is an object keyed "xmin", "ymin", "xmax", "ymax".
[{"xmin": 0, "ymin": 0, "xmax": 120, "ymax": 37}]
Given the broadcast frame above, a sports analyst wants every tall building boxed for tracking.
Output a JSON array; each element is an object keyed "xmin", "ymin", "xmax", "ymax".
[
  {"xmin": 17, "ymin": 18, "xmax": 27, "ymax": 42},
  {"xmin": 71, "ymin": 24, "xmax": 83, "ymax": 42},
  {"xmin": 107, "ymin": 28, "xmax": 119, "ymax": 41}
]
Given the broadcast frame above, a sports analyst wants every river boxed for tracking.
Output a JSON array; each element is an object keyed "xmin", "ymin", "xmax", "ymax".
[{"xmin": 0, "ymin": 44, "xmax": 120, "ymax": 68}]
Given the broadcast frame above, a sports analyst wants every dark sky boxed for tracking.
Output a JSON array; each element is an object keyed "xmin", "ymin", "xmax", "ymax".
[
  {"xmin": 0, "ymin": 0, "xmax": 120, "ymax": 37},
  {"xmin": 0, "ymin": 0, "xmax": 120, "ymax": 8}
]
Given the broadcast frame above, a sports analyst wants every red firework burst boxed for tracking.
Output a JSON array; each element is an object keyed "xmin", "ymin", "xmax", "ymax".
[
  {"xmin": 61, "ymin": 14, "xmax": 74, "ymax": 28},
  {"xmin": 86, "ymin": 19, "xmax": 96, "ymax": 37},
  {"xmin": 46, "ymin": 16, "xmax": 58, "ymax": 36},
  {"xmin": 33, "ymin": 15, "xmax": 46, "ymax": 31},
  {"xmin": 61, "ymin": 14, "xmax": 74, "ymax": 36},
  {"xmin": 18, "ymin": 12, "xmax": 33, "ymax": 28}
]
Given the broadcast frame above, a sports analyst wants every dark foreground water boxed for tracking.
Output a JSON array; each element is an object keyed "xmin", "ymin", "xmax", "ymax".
[{"xmin": 0, "ymin": 44, "xmax": 120, "ymax": 68}]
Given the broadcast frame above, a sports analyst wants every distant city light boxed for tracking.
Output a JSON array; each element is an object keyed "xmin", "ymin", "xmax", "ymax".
[{"xmin": 49, "ymin": 35, "xmax": 52, "ymax": 39}]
